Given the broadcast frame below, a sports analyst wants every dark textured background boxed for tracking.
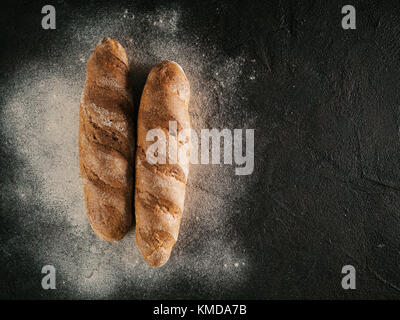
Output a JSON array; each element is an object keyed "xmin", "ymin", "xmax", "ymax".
[{"xmin": 1, "ymin": 0, "xmax": 400, "ymax": 299}]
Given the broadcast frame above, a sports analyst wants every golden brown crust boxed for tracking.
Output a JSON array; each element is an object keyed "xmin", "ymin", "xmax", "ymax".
[
  {"xmin": 135, "ymin": 61, "xmax": 191, "ymax": 267},
  {"xmin": 79, "ymin": 37, "xmax": 134, "ymax": 241}
]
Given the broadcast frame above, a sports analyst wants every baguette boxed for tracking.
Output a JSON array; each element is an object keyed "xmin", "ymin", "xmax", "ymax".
[
  {"xmin": 79, "ymin": 37, "xmax": 134, "ymax": 241},
  {"xmin": 135, "ymin": 61, "xmax": 191, "ymax": 267}
]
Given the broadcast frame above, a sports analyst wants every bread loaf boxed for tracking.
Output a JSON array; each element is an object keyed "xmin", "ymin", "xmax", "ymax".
[
  {"xmin": 79, "ymin": 37, "xmax": 134, "ymax": 241},
  {"xmin": 135, "ymin": 61, "xmax": 191, "ymax": 267}
]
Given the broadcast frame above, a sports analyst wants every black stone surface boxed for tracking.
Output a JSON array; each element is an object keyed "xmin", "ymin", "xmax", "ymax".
[{"xmin": 1, "ymin": 0, "xmax": 400, "ymax": 299}]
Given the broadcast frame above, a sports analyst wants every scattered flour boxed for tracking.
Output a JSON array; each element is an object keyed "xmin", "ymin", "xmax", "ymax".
[{"xmin": 0, "ymin": 3, "xmax": 256, "ymax": 298}]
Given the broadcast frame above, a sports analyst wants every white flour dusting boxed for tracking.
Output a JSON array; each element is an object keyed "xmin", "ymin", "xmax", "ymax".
[{"xmin": 1, "ymin": 4, "xmax": 254, "ymax": 298}]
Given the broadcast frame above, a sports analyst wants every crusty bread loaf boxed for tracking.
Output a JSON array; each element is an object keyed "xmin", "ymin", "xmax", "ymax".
[
  {"xmin": 79, "ymin": 37, "xmax": 134, "ymax": 241},
  {"xmin": 135, "ymin": 60, "xmax": 191, "ymax": 267}
]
